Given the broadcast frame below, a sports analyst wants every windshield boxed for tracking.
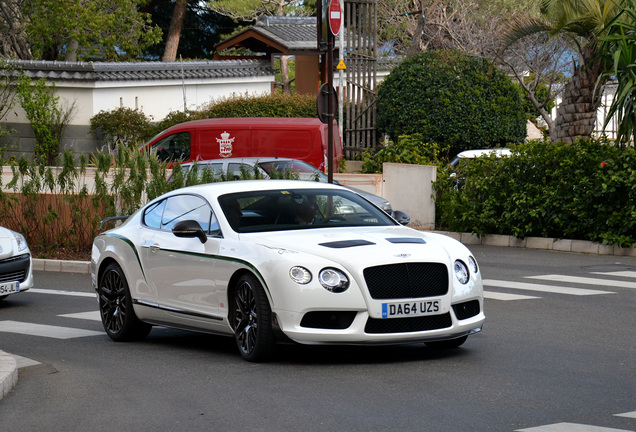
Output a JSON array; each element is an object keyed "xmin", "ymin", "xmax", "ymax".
[
  {"xmin": 219, "ymin": 188, "xmax": 397, "ymax": 233},
  {"xmin": 258, "ymin": 160, "xmax": 327, "ymax": 182}
]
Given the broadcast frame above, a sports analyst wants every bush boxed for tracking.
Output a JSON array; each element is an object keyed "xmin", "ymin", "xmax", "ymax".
[
  {"xmin": 199, "ymin": 92, "xmax": 316, "ymax": 118},
  {"xmin": 377, "ymin": 50, "xmax": 527, "ymax": 155},
  {"xmin": 90, "ymin": 107, "xmax": 154, "ymax": 148},
  {"xmin": 433, "ymin": 138, "xmax": 636, "ymax": 246},
  {"xmin": 361, "ymin": 134, "xmax": 448, "ymax": 173}
]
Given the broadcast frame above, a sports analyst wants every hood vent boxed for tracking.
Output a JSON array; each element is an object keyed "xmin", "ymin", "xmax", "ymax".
[
  {"xmin": 385, "ymin": 238, "xmax": 426, "ymax": 244},
  {"xmin": 319, "ymin": 240, "xmax": 375, "ymax": 249}
]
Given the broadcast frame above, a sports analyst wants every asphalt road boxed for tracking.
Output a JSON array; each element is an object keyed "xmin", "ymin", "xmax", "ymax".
[{"xmin": 0, "ymin": 245, "xmax": 634, "ymax": 432}]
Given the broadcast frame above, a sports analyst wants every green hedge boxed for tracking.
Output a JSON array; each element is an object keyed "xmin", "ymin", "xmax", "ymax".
[
  {"xmin": 377, "ymin": 50, "xmax": 527, "ymax": 156},
  {"xmin": 433, "ymin": 138, "xmax": 636, "ymax": 246}
]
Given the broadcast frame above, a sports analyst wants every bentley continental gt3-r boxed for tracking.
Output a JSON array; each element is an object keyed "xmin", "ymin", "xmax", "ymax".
[{"xmin": 91, "ymin": 180, "xmax": 484, "ymax": 361}]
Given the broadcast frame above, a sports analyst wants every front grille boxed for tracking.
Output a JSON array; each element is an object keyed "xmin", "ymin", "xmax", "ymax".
[
  {"xmin": 300, "ymin": 311, "xmax": 357, "ymax": 329},
  {"xmin": 363, "ymin": 263, "xmax": 448, "ymax": 300},
  {"xmin": 0, "ymin": 253, "xmax": 30, "ymax": 283},
  {"xmin": 452, "ymin": 300, "xmax": 480, "ymax": 320},
  {"xmin": 365, "ymin": 313, "xmax": 452, "ymax": 334}
]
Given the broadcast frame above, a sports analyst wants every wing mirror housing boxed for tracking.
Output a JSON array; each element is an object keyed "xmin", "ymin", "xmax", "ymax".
[
  {"xmin": 172, "ymin": 220, "xmax": 208, "ymax": 244},
  {"xmin": 391, "ymin": 210, "xmax": 410, "ymax": 225}
]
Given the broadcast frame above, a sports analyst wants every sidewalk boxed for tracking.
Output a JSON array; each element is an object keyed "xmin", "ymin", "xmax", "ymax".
[{"xmin": 2, "ymin": 232, "xmax": 635, "ymax": 402}]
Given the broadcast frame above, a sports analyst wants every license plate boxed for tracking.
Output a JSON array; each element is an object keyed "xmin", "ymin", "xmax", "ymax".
[
  {"xmin": 0, "ymin": 281, "xmax": 19, "ymax": 295},
  {"xmin": 382, "ymin": 300, "xmax": 440, "ymax": 318}
]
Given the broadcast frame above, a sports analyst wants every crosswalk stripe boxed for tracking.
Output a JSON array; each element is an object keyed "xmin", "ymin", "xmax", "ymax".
[
  {"xmin": 592, "ymin": 271, "xmax": 636, "ymax": 279},
  {"xmin": 484, "ymin": 291, "xmax": 540, "ymax": 301},
  {"xmin": 10, "ymin": 354, "xmax": 41, "ymax": 368},
  {"xmin": 528, "ymin": 274, "xmax": 636, "ymax": 289},
  {"xmin": 0, "ymin": 320, "xmax": 103, "ymax": 339},
  {"xmin": 515, "ymin": 422, "xmax": 633, "ymax": 431},
  {"xmin": 58, "ymin": 311, "xmax": 101, "ymax": 321},
  {"xmin": 27, "ymin": 288, "xmax": 96, "ymax": 298},
  {"xmin": 483, "ymin": 280, "xmax": 613, "ymax": 296},
  {"xmin": 615, "ymin": 412, "xmax": 636, "ymax": 419}
]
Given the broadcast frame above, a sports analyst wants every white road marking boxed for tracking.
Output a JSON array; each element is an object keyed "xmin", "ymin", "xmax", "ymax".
[
  {"xmin": 58, "ymin": 311, "xmax": 101, "ymax": 321},
  {"xmin": 10, "ymin": 354, "xmax": 41, "ymax": 368},
  {"xmin": 527, "ymin": 275, "xmax": 636, "ymax": 289},
  {"xmin": 591, "ymin": 271, "xmax": 636, "ymax": 279},
  {"xmin": 0, "ymin": 320, "xmax": 103, "ymax": 339},
  {"xmin": 615, "ymin": 412, "xmax": 636, "ymax": 419},
  {"xmin": 484, "ymin": 291, "xmax": 540, "ymax": 301},
  {"xmin": 27, "ymin": 288, "xmax": 96, "ymax": 298},
  {"xmin": 483, "ymin": 280, "xmax": 612, "ymax": 296},
  {"xmin": 515, "ymin": 422, "xmax": 633, "ymax": 431}
]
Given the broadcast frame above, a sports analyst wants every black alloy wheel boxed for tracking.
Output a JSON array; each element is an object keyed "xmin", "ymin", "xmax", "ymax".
[
  {"xmin": 98, "ymin": 262, "xmax": 151, "ymax": 341},
  {"xmin": 232, "ymin": 273, "xmax": 275, "ymax": 362}
]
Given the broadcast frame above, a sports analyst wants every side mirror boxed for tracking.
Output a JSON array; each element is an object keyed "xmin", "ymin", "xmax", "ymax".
[
  {"xmin": 172, "ymin": 220, "xmax": 208, "ymax": 244},
  {"xmin": 392, "ymin": 210, "xmax": 410, "ymax": 225}
]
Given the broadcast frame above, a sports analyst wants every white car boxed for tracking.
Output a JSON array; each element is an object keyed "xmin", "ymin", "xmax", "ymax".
[
  {"xmin": 91, "ymin": 180, "xmax": 484, "ymax": 361},
  {"xmin": 449, "ymin": 148, "xmax": 512, "ymax": 168},
  {"xmin": 0, "ymin": 226, "xmax": 34, "ymax": 300}
]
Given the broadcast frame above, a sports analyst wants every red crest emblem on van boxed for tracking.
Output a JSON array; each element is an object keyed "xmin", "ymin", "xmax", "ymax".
[{"xmin": 217, "ymin": 131, "xmax": 235, "ymax": 158}]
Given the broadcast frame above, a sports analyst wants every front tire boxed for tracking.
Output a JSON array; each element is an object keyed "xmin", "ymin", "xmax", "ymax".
[
  {"xmin": 98, "ymin": 262, "xmax": 151, "ymax": 341},
  {"xmin": 231, "ymin": 273, "xmax": 275, "ymax": 362}
]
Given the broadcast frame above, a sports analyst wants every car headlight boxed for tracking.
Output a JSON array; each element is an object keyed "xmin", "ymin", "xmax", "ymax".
[
  {"xmin": 289, "ymin": 266, "xmax": 312, "ymax": 284},
  {"xmin": 12, "ymin": 230, "xmax": 28, "ymax": 252},
  {"xmin": 318, "ymin": 268, "xmax": 349, "ymax": 293},
  {"xmin": 468, "ymin": 256, "xmax": 478, "ymax": 274},
  {"xmin": 454, "ymin": 260, "xmax": 469, "ymax": 284}
]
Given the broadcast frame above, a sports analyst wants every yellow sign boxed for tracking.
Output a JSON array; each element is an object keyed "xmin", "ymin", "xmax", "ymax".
[{"xmin": 336, "ymin": 60, "xmax": 347, "ymax": 70}]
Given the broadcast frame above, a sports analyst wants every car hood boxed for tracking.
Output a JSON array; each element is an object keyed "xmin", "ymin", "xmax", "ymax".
[{"xmin": 243, "ymin": 226, "xmax": 464, "ymax": 268}]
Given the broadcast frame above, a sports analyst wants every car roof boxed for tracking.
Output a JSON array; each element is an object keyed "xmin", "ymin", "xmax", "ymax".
[
  {"xmin": 165, "ymin": 179, "xmax": 344, "ymax": 197},
  {"xmin": 181, "ymin": 157, "xmax": 297, "ymax": 167}
]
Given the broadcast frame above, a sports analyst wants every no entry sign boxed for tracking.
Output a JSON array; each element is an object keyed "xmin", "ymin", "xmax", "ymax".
[{"xmin": 329, "ymin": 0, "xmax": 342, "ymax": 36}]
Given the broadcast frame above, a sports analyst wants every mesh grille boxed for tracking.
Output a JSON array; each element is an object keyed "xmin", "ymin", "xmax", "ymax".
[
  {"xmin": 300, "ymin": 311, "xmax": 357, "ymax": 329},
  {"xmin": 365, "ymin": 313, "xmax": 452, "ymax": 334},
  {"xmin": 452, "ymin": 300, "xmax": 480, "ymax": 320},
  {"xmin": 363, "ymin": 263, "xmax": 448, "ymax": 299}
]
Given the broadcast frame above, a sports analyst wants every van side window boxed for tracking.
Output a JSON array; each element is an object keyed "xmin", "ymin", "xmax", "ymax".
[{"xmin": 152, "ymin": 132, "xmax": 191, "ymax": 162}]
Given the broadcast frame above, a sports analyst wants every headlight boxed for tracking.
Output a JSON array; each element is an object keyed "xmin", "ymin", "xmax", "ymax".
[
  {"xmin": 318, "ymin": 268, "xmax": 349, "ymax": 293},
  {"xmin": 289, "ymin": 266, "xmax": 312, "ymax": 284},
  {"xmin": 454, "ymin": 260, "xmax": 469, "ymax": 284},
  {"xmin": 468, "ymin": 256, "xmax": 478, "ymax": 274},
  {"xmin": 12, "ymin": 230, "xmax": 28, "ymax": 252}
]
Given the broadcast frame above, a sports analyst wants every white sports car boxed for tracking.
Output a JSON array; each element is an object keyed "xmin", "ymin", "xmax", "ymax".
[
  {"xmin": 0, "ymin": 226, "xmax": 34, "ymax": 300},
  {"xmin": 91, "ymin": 180, "xmax": 484, "ymax": 361}
]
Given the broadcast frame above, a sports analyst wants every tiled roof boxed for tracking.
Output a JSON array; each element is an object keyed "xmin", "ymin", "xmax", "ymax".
[
  {"xmin": 5, "ymin": 59, "xmax": 274, "ymax": 81},
  {"xmin": 253, "ymin": 16, "xmax": 318, "ymax": 51}
]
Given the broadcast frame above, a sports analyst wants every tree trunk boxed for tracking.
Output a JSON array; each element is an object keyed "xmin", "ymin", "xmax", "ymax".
[
  {"xmin": 552, "ymin": 47, "xmax": 603, "ymax": 143},
  {"xmin": 65, "ymin": 40, "xmax": 78, "ymax": 61},
  {"xmin": 281, "ymin": 55, "xmax": 292, "ymax": 94},
  {"xmin": 162, "ymin": 0, "xmax": 188, "ymax": 62}
]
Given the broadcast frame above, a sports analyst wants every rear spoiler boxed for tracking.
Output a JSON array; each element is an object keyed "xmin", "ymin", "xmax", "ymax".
[{"xmin": 100, "ymin": 216, "xmax": 130, "ymax": 230}]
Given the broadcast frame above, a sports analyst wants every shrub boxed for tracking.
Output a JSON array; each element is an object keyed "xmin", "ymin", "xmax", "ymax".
[
  {"xmin": 377, "ymin": 50, "xmax": 527, "ymax": 155},
  {"xmin": 199, "ymin": 92, "xmax": 317, "ymax": 118},
  {"xmin": 90, "ymin": 107, "xmax": 154, "ymax": 148},
  {"xmin": 433, "ymin": 138, "xmax": 636, "ymax": 246},
  {"xmin": 361, "ymin": 134, "xmax": 448, "ymax": 173}
]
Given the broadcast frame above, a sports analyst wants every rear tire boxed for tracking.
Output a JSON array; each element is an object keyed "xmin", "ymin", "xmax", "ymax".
[
  {"xmin": 425, "ymin": 335, "xmax": 468, "ymax": 349},
  {"xmin": 98, "ymin": 262, "xmax": 151, "ymax": 341},
  {"xmin": 231, "ymin": 273, "xmax": 275, "ymax": 362}
]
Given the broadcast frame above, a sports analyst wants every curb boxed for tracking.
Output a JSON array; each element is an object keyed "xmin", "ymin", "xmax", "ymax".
[
  {"xmin": 0, "ymin": 351, "xmax": 17, "ymax": 402},
  {"xmin": 32, "ymin": 258, "xmax": 91, "ymax": 274},
  {"xmin": 434, "ymin": 232, "xmax": 636, "ymax": 257}
]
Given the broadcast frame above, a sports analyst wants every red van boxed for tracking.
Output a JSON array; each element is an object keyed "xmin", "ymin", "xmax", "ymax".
[{"xmin": 140, "ymin": 117, "xmax": 343, "ymax": 172}]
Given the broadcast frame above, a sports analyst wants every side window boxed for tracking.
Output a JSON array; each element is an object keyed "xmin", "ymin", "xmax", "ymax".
[
  {"xmin": 143, "ymin": 199, "xmax": 167, "ymax": 229},
  {"xmin": 161, "ymin": 195, "xmax": 216, "ymax": 234},
  {"xmin": 151, "ymin": 132, "xmax": 191, "ymax": 162}
]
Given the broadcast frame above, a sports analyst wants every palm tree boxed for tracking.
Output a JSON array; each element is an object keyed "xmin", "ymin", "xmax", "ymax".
[{"xmin": 502, "ymin": 0, "xmax": 622, "ymax": 143}]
